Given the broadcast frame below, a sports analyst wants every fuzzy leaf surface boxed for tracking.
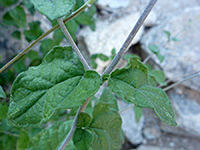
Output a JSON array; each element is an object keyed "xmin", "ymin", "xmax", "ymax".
[
  {"xmin": 31, "ymin": 0, "xmax": 75, "ymax": 20},
  {"xmin": 108, "ymin": 57, "xmax": 177, "ymax": 126},
  {"xmin": 7, "ymin": 46, "xmax": 102, "ymax": 127}
]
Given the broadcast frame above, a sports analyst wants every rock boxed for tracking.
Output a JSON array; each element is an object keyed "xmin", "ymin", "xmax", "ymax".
[
  {"xmin": 97, "ymin": 0, "xmax": 130, "ymax": 9},
  {"xmin": 141, "ymin": 7, "xmax": 200, "ymax": 92},
  {"xmin": 117, "ymin": 100, "xmax": 144, "ymax": 145},
  {"xmin": 77, "ymin": 12, "xmax": 144, "ymax": 57},
  {"xmin": 136, "ymin": 145, "xmax": 176, "ymax": 150},
  {"xmin": 128, "ymin": 0, "xmax": 200, "ymax": 23},
  {"xmin": 143, "ymin": 127, "xmax": 161, "ymax": 140},
  {"xmin": 144, "ymin": 11, "xmax": 157, "ymax": 27},
  {"xmin": 161, "ymin": 86, "xmax": 200, "ymax": 137}
]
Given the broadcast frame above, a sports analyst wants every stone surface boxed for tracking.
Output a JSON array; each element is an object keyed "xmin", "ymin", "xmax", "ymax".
[
  {"xmin": 97, "ymin": 0, "xmax": 130, "ymax": 9},
  {"xmin": 143, "ymin": 127, "xmax": 161, "ymax": 140},
  {"xmin": 136, "ymin": 145, "xmax": 176, "ymax": 150},
  {"xmin": 141, "ymin": 7, "xmax": 200, "ymax": 92},
  {"xmin": 144, "ymin": 11, "xmax": 157, "ymax": 27},
  {"xmin": 77, "ymin": 12, "xmax": 144, "ymax": 56},
  {"xmin": 117, "ymin": 100, "xmax": 144, "ymax": 145},
  {"xmin": 161, "ymin": 86, "xmax": 200, "ymax": 137},
  {"xmin": 127, "ymin": 0, "xmax": 200, "ymax": 23}
]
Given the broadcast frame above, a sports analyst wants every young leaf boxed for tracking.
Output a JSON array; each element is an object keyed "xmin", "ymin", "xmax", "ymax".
[
  {"xmin": 148, "ymin": 44, "xmax": 165, "ymax": 63},
  {"xmin": 7, "ymin": 46, "xmax": 102, "ymax": 127},
  {"xmin": 108, "ymin": 57, "xmax": 177, "ymax": 126},
  {"xmin": 24, "ymin": 21, "xmax": 44, "ymax": 42},
  {"xmin": 99, "ymin": 88, "xmax": 118, "ymax": 110},
  {"xmin": 31, "ymin": 0, "xmax": 75, "ymax": 20},
  {"xmin": 12, "ymin": 30, "xmax": 21, "ymax": 40},
  {"xmin": 0, "ymin": 86, "xmax": 6, "ymax": 98},
  {"xmin": 76, "ymin": 112, "xmax": 92, "ymax": 128},
  {"xmin": 27, "ymin": 121, "xmax": 77, "ymax": 150},
  {"xmin": 149, "ymin": 70, "xmax": 166, "ymax": 85}
]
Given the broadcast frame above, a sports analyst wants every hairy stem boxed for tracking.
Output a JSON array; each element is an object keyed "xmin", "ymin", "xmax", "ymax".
[
  {"xmin": 101, "ymin": 0, "xmax": 157, "ymax": 77},
  {"xmin": 57, "ymin": 18, "xmax": 91, "ymax": 70},
  {"xmin": 58, "ymin": 98, "xmax": 91, "ymax": 150},
  {"xmin": 0, "ymin": 0, "xmax": 95, "ymax": 74}
]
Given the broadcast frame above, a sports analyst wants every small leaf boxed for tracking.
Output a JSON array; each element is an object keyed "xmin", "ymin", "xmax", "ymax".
[
  {"xmin": 123, "ymin": 54, "xmax": 140, "ymax": 61},
  {"xmin": 73, "ymin": 128, "xmax": 93, "ymax": 150},
  {"xmin": 133, "ymin": 106, "xmax": 143, "ymax": 123},
  {"xmin": 77, "ymin": 112, "xmax": 92, "ymax": 128},
  {"xmin": 163, "ymin": 30, "xmax": 171, "ymax": 42},
  {"xmin": 148, "ymin": 44, "xmax": 165, "ymax": 63},
  {"xmin": 17, "ymin": 130, "xmax": 30, "ymax": 150},
  {"xmin": 40, "ymin": 39, "xmax": 57, "ymax": 56},
  {"xmin": 3, "ymin": 6, "xmax": 26, "ymax": 28},
  {"xmin": 27, "ymin": 121, "xmax": 77, "ymax": 150},
  {"xmin": 7, "ymin": 46, "xmax": 102, "ymax": 127},
  {"xmin": 111, "ymin": 48, "xmax": 116, "ymax": 60},
  {"xmin": 12, "ymin": 30, "xmax": 21, "ymax": 40},
  {"xmin": 0, "ymin": 86, "xmax": 6, "ymax": 98},
  {"xmin": 24, "ymin": 21, "xmax": 44, "ymax": 42},
  {"xmin": 150, "ymin": 70, "xmax": 166, "ymax": 86},
  {"xmin": 31, "ymin": 0, "xmax": 75, "ymax": 20}
]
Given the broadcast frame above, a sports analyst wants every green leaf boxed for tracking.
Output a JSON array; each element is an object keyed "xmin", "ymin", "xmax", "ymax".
[
  {"xmin": 73, "ymin": 102, "xmax": 123, "ymax": 150},
  {"xmin": 27, "ymin": 121, "xmax": 77, "ymax": 150},
  {"xmin": 108, "ymin": 57, "xmax": 177, "ymax": 126},
  {"xmin": 135, "ymin": 85, "xmax": 177, "ymax": 126},
  {"xmin": 0, "ymin": 0, "xmax": 18, "ymax": 7},
  {"xmin": 111, "ymin": 48, "xmax": 116, "ymax": 60},
  {"xmin": 3, "ymin": 6, "xmax": 26, "ymax": 28},
  {"xmin": 123, "ymin": 54, "xmax": 140, "ymax": 61},
  {"xmin": 77, "ymin": 112, "xmax": 92, "ymax": 128},
  {"xmin": 65, "ymin": 19, "xmax": 79, "ymax": 42},
  {"xmin": 7, "ymin": 46, "xmax": 102, "ymax": 127},
  {"xmin": 17, "ymin": 130, "xmax": 30, "ymax": 150},
  {"xmin": 0, "ymin": 86, "xmax": 6, "ymax": 98},
  {"xmin": 163, "ymin": 30, "xmax": 171, "ymax": 42},
  {"xmin": 12, "ymin": 30, "xmax": 21, "ymax": 40},
  {"xmin": 40, "ymin": 39, "xmax": 57, "ymax": 56},
  {"xmin": 150, "ymin": 70, "xmax": 166, "ymax": 86},
  {"xmin": 99, "ymin": 88, "xmax": 118, "ymax": 110},
  {"xmin": 13, "ymin": 57, "xmax": 26, "ymax": 74},
  {"xmin": 27, "ymin": 50, "xmax": 41, "ymax": 66},
  {"xmin": 31, "ymin": 0, "xmax": 75, "ymax": 20},
  {"xmin": 24, "ymin": 21, "xmax": 44, "ymax": 42},
  {"xmin": 148, "ymin": 44, "xmax": 164, "ymax": 63},
  {"xmin": 90, "ymin": 103, "xmax": 123, "ymax": 150},
  {"xmin": 133, "ymin": 106, "xmax": 143, "ymax": 123},
  {"xmin": 73, "ymin": 128, "xmax": 93, "ymax": 150},
  {"xmin": 23, "ymin": 0, "xmax": 35, "ymax": 15}
]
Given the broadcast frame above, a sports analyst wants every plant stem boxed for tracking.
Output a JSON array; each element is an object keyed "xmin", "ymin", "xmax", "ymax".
[
  {"xmin": 143, "ymin": 53, "xmax": 153, "ymax": 64},
  {"xmin": 57, "ymin": 18, "xmax": 91, "ymax": 70},
  {"xmin": 119, "ymin": 104, "xmax": 134, "ymax": 114},
  {"xmin": 0, "ymin": 0, "xmax": 95, "ymax": 74},
  {"xmin": 58, "ymin": 98, "xmax": 91, "ymax": 150},
  {"xmin": 101, "ymin": 0, "xmax": 157, "ymax": 77},
  {"xmin": 164, "ymin": 71, "xmax": 200, "ymax": 91}
]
